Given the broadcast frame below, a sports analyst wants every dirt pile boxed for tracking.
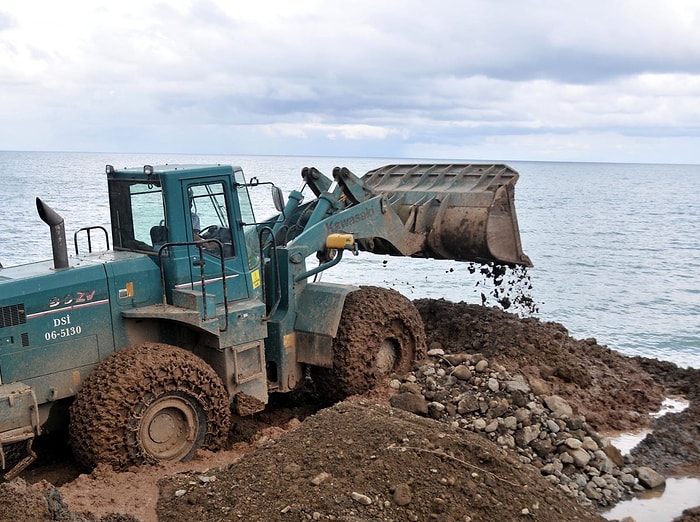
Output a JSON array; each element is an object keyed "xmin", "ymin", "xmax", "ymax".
[
  {"xmin": 0, "ymin": 298, "xmax": 696, "ymax": 522},
  {"xmin": 157, "ymin": 400, "xmax": 606, "ymax": 522},
  {"xmin": 414, "ymin": 299, "xmax": 665, "ymax": 431}
]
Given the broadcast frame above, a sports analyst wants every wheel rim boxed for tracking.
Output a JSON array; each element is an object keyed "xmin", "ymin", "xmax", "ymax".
[
  {"xmin": 376, "ymin": 338, "xmax": 398, "ymax": 375},
  {"xmin": 139, "ymin": 395, "xmax": 200, "ymax": 461}
]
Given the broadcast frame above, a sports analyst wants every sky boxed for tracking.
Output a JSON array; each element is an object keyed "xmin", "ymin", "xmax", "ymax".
[{"xmin": 1, "ymin": 0, "xmax": 699, "ymax": 163}]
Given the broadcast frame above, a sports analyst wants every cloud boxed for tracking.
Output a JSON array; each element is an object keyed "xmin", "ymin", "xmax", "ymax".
[{"xmin": 0, "ymin": 0, "xmax": 699, "ymax": 162}]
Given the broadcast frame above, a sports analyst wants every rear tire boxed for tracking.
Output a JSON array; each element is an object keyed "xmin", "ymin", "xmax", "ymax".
[
  {"xmin": 69, "ymin": 342, "xmax": 231, "ymax": 470},
  {"xmin": 312, "ymin": 286, "xmax": 426, "ymax": 401}
]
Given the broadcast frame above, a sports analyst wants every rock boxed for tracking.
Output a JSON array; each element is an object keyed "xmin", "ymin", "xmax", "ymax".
[
  {"xmin": 443, "ymin": 353, "xmax": 469, "ymax": 365},
  {"xmin": 311, "ymin": 472, "xmax": 332, "ymax": 486},
  {"xmin": 505, "ymin": 378, "xmax": 531, "ymax": 395},
  {"xmin": 474, "ymin": 359, "xmax": 489, "ymax": 372},
  {"xmin": 558, "ymin": 484, "xmax": 573, "ymax": 496},
  {"xmin": 541, "ymin": 460, "xmax": 563, "ymax": 475},
  {"xmin": 515, "ymin": 425, "xmax": 540, "ymax": 446},
  {"xmin": 636, "ymin": 466, "xmax": 665, "ymax": 489},
  {"xmin": 457, "ymin": 394, "xmax": 480, "ymax": 414},
  {"xmin": 400, "ymin": 382, "xmax": 423, "ymax": 395},
  {"xmin": 544, "ymin": 474, "xmax": 559, "ymax": 485},
  {"xmin": 591, "ymin": 450, "xmax": 613, "ymax": 473},
  {"xmin": 560, "ymin": 451, "xmax": 574, "ymax": 464},
  {"xmin": 582, "ymin": 437, "xmax": 599, "ymax": 452},
  {"xmin": 390, "ymin": 392, "xmax": 428, "ymax": 415},
  {"xmin": 496, "ymin": 434, "xmax": 516, "ymax": 448},
  {"xmin": 485, "ymin": 420, "xmax": 499, "ymax": 433},
  {"xmin": 503, "ymin": 416, "xmax": 518, "ymax": 430},
  {"xmin": 530, "ymin": 438, "xmax": 554, "ymax": 458},
  {"xmin": 488, "ymin": 377, "xmax": 500, "ymax": 392},
  {"xmin": 565, "ymin": 415, "xmax": 587, "ymax": 431},
  {"xmin": 566, "ymin": 448, "xmax": 591, "ymax": 468},
  {"xmin": 418, "ymin": 363, "xmax": 435, "ymax": 375},
  {"xmin": 514, "ymin": 407, "xmax": 531, "ymax": 424},
  {"xmin": 489, "ymin": 398, "xmax": 510, "ymax": 417},
  {"xmin": 350, "ymin": 492, "xmax": 372, "ymax": 505},
  {"xmin": 602, "ymin": 443, "xmax": 625, "ymax": 467},
  {"xmin": 510, "ymin": 389, "xmax": 528, "ymax": 408},
  {"xmin": 543, "ymin": 395, "xmax": 574, "ymax": 418},
  {"xmin": 428, "ymin": 401, "xmax": 446, "ymax": 419},
  {"xmin": 584, "ymin": 482, "xmax": 602, "ymax": 501},
  {"xmin": 565, "ymin": 437, "xmax": 583, "ymax": 449},
  {"xmin": 619, "ymin": 473, "xmax": 636, "ymax": 486},
  {"xmin": 591, "ymin": 476, "xmax": 607, "ymax": 488},
  {"xmin": 473, "ymin": 418, "xmax": 487, "ymax": 430},
  {"xmin": 427, "ymin": 347, "xmax": 445, "ymax": 356},
  {"xmin": 452, "ymin": 366, "xmax": 472, "ymax": 381},
  {"xmin": 526, "ymin": 401, "xmax": 545, "ymax": 416},
  {"xmin": 572, "ymin": 473, "xmax": 588, "ymax": 488},
  {"xmin": 392, "ymin": 483, "xmax": 412, "ymax": 506},
  {"xmin": 546, "ymin": 419, "xmax": 560, "ymax": 433}
]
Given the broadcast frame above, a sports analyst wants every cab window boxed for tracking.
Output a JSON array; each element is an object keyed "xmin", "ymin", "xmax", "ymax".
[
  {"xmin": 189, "ymin": 182, "xmax": 234, "ymax": 258},
  {"xmin": 110, "ymin": 180, "xmax": 166, "ymax": 252}
]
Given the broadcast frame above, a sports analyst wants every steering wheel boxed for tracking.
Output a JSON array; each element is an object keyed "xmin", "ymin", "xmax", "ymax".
[{"xmin": 198, "ymin": 225, "xmax": 220, "ymax": 239}]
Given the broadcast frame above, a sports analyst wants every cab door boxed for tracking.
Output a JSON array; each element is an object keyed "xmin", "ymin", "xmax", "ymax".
[{"xmin": 183, "ymin": 180, "xmax": 251, "ymax": 303}]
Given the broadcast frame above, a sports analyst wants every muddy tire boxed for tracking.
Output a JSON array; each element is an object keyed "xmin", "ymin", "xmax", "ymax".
[
  {"xmin": 312, "ymin": 286, "xmax": 426, "ymax": 401},
  {"xmin": 69, "ymin": 342, "xmax": 230, "ymax": 470}
]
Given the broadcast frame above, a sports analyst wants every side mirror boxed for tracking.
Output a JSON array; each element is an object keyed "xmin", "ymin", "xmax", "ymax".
[{"xmin": 272, "ymin": 186, "xmax": 285, "ymax": 212}]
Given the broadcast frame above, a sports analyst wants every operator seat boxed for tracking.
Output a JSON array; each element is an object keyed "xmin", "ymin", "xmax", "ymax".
[{"xmin": 150, "ymin": 225, "xmax": 168, "ymax": 249}]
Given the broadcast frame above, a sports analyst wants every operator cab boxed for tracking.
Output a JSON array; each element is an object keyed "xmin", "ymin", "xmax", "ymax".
[{"xmin": 106, "ymin": 164, "xmax": 262, "ymax": 303}]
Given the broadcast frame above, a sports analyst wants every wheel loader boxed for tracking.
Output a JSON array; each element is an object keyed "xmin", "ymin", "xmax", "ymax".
[{"xmin": 0, "ymin": 161, "xmax": 530, "ymax": 477}]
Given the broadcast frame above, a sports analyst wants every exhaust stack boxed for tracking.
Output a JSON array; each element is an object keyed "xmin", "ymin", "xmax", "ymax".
[{"xmin": 36, "ymin": 198, "xmax": 69, "ymax": 270}]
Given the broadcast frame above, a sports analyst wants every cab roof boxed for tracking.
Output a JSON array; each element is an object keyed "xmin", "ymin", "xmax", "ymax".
[{"xmin": 105, "ymin": 164, "xmax": 239, "ymax": 182}]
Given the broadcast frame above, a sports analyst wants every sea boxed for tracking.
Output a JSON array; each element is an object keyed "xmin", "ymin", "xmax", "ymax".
[{"xmin": 1, "ymin": 151, "xmax": 698, "ymax": 369}]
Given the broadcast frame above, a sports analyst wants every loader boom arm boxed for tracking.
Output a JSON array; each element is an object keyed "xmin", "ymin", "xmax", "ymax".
[{"xmin": 287, "ymin": 163, "xmax": 531, "ymax": 267}]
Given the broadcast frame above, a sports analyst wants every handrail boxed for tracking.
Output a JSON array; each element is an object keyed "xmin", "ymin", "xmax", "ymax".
[
  {"xmin": 156, "ymin": 240, "xmax": 230, "ymax": 332},
  {"xmin": 74, "ymin": 226, "xmax": 110, "ymax": 254},
  {"xmin": 258, "ymin": 226, "xmax": 281, "ymax": 321},
  {"xmin": 294, "ymin": 249, "xmax": 344, "ymax": 282}
]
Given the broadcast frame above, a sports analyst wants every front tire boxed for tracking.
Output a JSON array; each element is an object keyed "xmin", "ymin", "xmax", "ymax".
[
  {"xmin": 69, "ymin": 342, "xmax": 231, "ymax": 469},
  {"xmin": 312, "ymin": 286, "xmax": 426, "ymax": 401}
]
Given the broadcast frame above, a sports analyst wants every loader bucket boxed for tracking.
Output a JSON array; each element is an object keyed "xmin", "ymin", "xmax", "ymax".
[{"xmin": 362, "ymin": 164, "xmax": 532, "ymax": 266}]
